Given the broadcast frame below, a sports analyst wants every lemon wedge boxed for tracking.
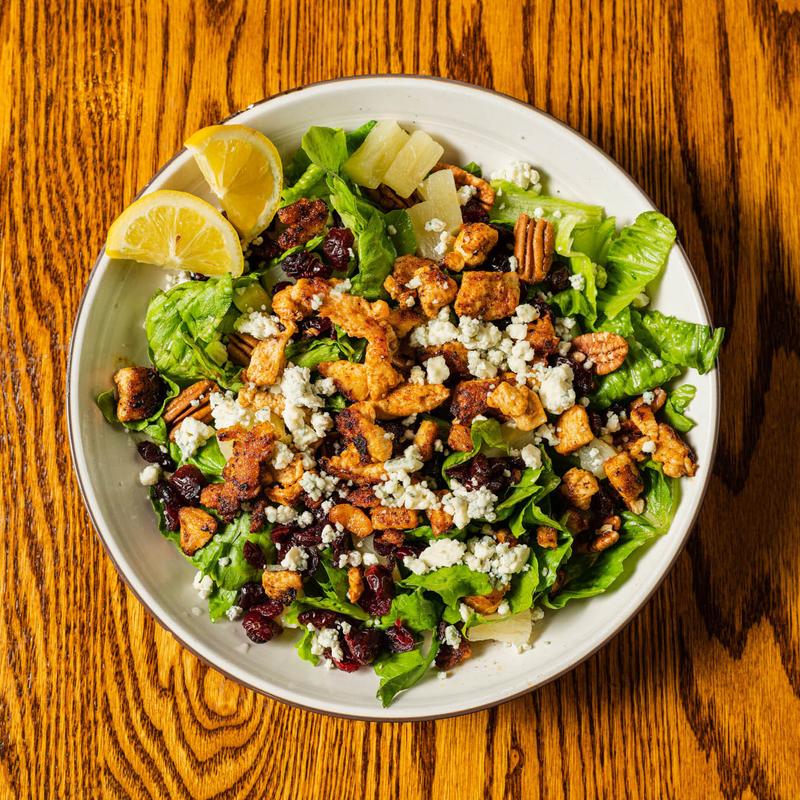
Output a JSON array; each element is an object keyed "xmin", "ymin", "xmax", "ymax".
[
  {"xmin": 185, "ymin": 124, "xmax": 283, "ymax": 241},
  {"xmin": 105, "ymin": 190, "xmax": 244, "ymax": 277}
]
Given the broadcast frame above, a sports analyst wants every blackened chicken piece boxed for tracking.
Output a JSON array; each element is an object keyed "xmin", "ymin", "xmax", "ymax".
[{"xmin": 112, "ymin": 366, "xmax": 164, "ymax": 423}]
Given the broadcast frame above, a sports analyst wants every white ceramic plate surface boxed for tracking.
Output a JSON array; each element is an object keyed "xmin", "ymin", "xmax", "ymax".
[{"xmin": 68, "ymin": 76, "xmax": 719, "ymax": 721}]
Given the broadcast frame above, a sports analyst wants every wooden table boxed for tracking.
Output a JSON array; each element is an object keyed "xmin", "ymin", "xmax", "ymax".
[{"xmin": 3, "ymin": 1, "xmax": 798, "ymax": 797}]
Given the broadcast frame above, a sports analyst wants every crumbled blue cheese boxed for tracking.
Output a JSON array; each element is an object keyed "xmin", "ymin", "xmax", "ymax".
[
  {"xmin": 641, "ymin": 439, "xmax": 657, "ymax": 454},
  {"xmin": 511, "ymin": 304, "xmax": 540, "ymax": 324},
  {"xmin": 642, "ymin": 390, "xmax": 655, "ymax": 405},
  {"xmin": 314, "ymin": 377, "xmax": 337, "ymax": 396},
  {"xmin": 424, "ymin": 217, "xmax": 447, "ymax": 232},
  {"xmin": 425, "ymin": 355, "xmax": 450, "ymax": 384},
  {"xmin": 225, "ymin": 605, "xmax": 243, "ymax": 621},
  {"xmin": 441, "ymin": 480, "xmax": 498, "ymax": 528},
  {"xmin": 443, "ymin": 625, "xmax": 462, "ymax": 647},
  {"xmin": 490, "ymin": 161, "xmax": 541, "ymax": 193},
  {"xmin": 536, "ymin": 363, "xmax": 575, "ymax": 414},
  {"xmin": 138, "ymin": 464, "xmax": 161, "ymax": 486},
  {"xmin": 520, "ymin": 444, "xmax": 542, "ymax": 470},
  {"xmin": 338, "ymin": 550, "xmax": 363, "ymax": 568},
  {"xmin": 280, "ymin": 546, "xmax": 309, "ymax": 572},
  {"xmin": 409, "ymin": 365, "xmax": 426, "ymax": 385},
  {"xmin": 497, "ymin": 600, "xmax": 510, "ymax": 616},
  {"xmin": 434, "ymin": 231, "xmax": 454, "ymax": 257},
  {"xmin": 174, "ymin": 417, "xmax": 215, "ymax": 460},
  {"xmin": 210, "ymin": 391, "xmax": 255, "ymax": 430},
  {"xmin": 193, "ymin": 571, "xmax": 214, "ymax": 599},
  {"xmin": 234, "ymin": 310, "xmax": 282, "ymax": 339},
  {"xmin": 310, "ymin": 627, "xmax": 343, "ymax": 662},
  {"xmin": 299, "ymin": 471, "xmax": 339, "ymax": 502},
  {"xmin": 279, "ymin": 365, "xmax": 330, "ymax": 450},
  {"xmin": 569, "ymin": 273, "xmax": 586, "ymax": 291},
  {"xmin": 456, "ymin": 184, "xmax": 477, "ymax": 205},
  {"xmin": 403, "ymin": 538, "xmax": 467, "ymax": 575},
  {"xmin": 331, "ymin": 278, "xmax": 351, "ymax": 295},
  {"xmin": 271, "ymin": 441, "xmax": 294, "ymax": 470}
]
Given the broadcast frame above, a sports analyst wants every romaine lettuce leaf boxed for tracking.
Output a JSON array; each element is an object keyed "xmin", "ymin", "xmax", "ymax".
[
  {"xmin": 543, "ymin": 465, "xmax": 677, "ymax": 608},
  {"xmin": 637, "ymin": 310, "xmax": 724, "ymax": 374},
  {"xmin": 300, "ymin": 126, "xmax": 348, "ymax": 173},
  {"xmin": 380, "ymin": 590, "xmax": 441, "ymax": 633},
  {"xmin": 551, "ymin": 217, "xmax": 616, "ymax": 324},
  {"xmin": 345, "ymin": 120, "xmax": 377, "ymax": 153},
  {"xmin": 489, "ymin": 181, "xmax": 605, "ymax": 227},
  {"xmin": 145, "ymin": 278, "xmax": 239, "ymax": 388},
  {"xmin": 280, "ymin": 164, "xmax": 328, "ymax": 206},
  {"xmin": 663, "ymin": 384, "xmax": 697, "ymax": 433},
  {"xmin": 400, "ymin": 565, "xmax": 493, "ymax": 607},
  {"xmin": 383, "ymin": 209, "xmax": 417, "ymax": 256},
  {"xmin": 592, "ymin": 337, "xmax": 681, "ymax": 408},
  {"xmin": 374, "ymin": 638, "xmax": 440, "ymax": 707},
  {"xmin": 169, "ymin": 436, "xmax": 226, "ymax": 476},
  {"xmin": 597, "ymin": 212, "xmax": 676, "ymax": 319}
]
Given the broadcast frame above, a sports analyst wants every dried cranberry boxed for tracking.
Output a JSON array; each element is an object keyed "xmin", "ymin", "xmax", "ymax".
[
  {"xmin": 392, "ymin": 542, "xmax": 424, "ymax": 562},
  {"xmin": 434, "ymin": 621, "xmax": 471, "ymax": 669},
  {"xmin": 243, "ymin": 541, "xmax": 267, "ymax": 569},
  {"xmin": 344, "ymin": 627, "xmax": 382, "ymax": 665},
  {"xmin": 484, "ymin": 247, "xmax": 512, "ymax": 272},
  {"xmin": 447, "ymin": 454, "xmax": 508, "ymax": 495},
  {"xmin": 461, "ymin": 197, "xmax": 489, "ymax": 223},
  {"xmin": 385, "ymin": 620, "xmax": 416, "ymax": 653},
  {"xmin": 301, "ymin": 548, "xmax": 320, "ymax": 576},
  {"xmin": 531, "ymin": 298, "xmax": 555, "ymax": 322},
  {"xmin": 163, "ymin": 502, "xmax": 181, "ymax": 532},
  {"xmin": 188, "ymin": 272, "xmax": 210, "ymax": 282},
  {"xmin": 587, "ymin": 410, "xmax": 604, "ymax": 437},
  {"xmin": 248, "ymin": 236, "xmax": 282, "ymax": 264},
  {"xmin": 293, "ymin": 523, "xmax": 323, "ymax": 548},
  {"xmin": 321, "ymin": 227, "xmax": 355, "ymax": 270},
  {"xmin": 281, "ymin": 250, "xmax": 332, "ymax": 279},
  {"xmin": 237, "ymin": 581, "xmax": 267, "ymax": 610},
  {"xmin": 329, "ymin": 531, "xmax": 350, "ymax": 563},
  {"xmin": 169, "ymin": 465, "xmax": 207, "ymax": 506},
  {"xmin": 272, "ymin": 280, "xmax": 293, "ymax": 296},
  {"xmin": 241, "ymin": 607, "xmax": 281, "ymax": 643},
  {"xmin": 330, "ymin": 655, "xmax": 361, "ymax": 672},
  {"xmin": 358, "ymin": 565, "xmax": 395, "ymax": 617},
  {"xmin": 546, "ymin": 265, "xmax": 572, "ymax": 294},
  {"xmin": 269, "ymin": 524, "xmax": 294, "ymax": 549},
  {"xmin": 137, "ymin": 441, "xmax": 175, "ymax": 471},
  {"xmin": 590, "ymin": 484, "xmax": 620, "ymax": 520},
  {"xmin": 556, "ymin": 355, "xmax": 596, "ymax": 397},
  {"xmin": 152, "ymin": 480, "xmax": 179, "ymax": 506},
  {"xmin": 298, "ymin": 315, "xmax": 334, "ymax": 338},
  {"xmin": 297, "ymin": 609, "xmax": 342, "ymax": 629}
]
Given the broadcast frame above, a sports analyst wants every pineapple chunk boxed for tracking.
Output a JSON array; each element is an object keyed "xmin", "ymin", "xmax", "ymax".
[
  {"xmin": 407, "ymin": 201, "xmax": 453, "ymax": 260},
  {"xmin": 406, "ymin": 171, "xmax": 463, "ymax": 260},
  {"xmin": 343, "ymin": 120, "xmax": 410, "ymax": 189},
  {"xmin": 418, "ymin": 170, "xmax": 462, "ymax": 229},
  {"xmin": 382, "ymin": 130, "xmax": 444, "ymax": 198}
]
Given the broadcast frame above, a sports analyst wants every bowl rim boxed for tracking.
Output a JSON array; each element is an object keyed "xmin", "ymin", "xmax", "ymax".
[{"xmin": 67, "ymin": 74, "xmax": 720, "ymax": 722}]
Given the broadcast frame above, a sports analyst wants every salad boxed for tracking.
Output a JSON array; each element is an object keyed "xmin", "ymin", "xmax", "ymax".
[{"xmin": 97, "ymin": 119, "xmax": 723, "ymax": 706}]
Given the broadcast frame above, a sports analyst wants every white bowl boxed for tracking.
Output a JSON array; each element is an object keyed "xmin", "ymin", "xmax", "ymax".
[{"xmin": 68, "ymin": 76, "xmax": 719, "ymax": 721}]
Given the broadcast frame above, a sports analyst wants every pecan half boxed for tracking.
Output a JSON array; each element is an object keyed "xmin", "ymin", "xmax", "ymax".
[
  {"xmin": 227, "ymin": 332, "xmax": 260, "ymax": 366},
  {"xmin": 513, "ymin": 214, "xmax": 554, "ymax": 283},
  {"xmin": 588, "ymin": 515, "xmax": 621, "ymax": 553},
  {"xmin": 364, "ymin": 184, "xmax": 417, "ymax": 210},
  {"xmin": 163, "ymin": 380, "xmax": 219, "ymax": 438},
  {"xmin": 276, "ymin": 198, "xmax": 328, "ymax": 250},
  {"xmin": 433, "ymin": 163, "xmax": 495, "ymax": 211},
  {"xmin": 570, "ymin": 332, "xmax": 629, "ymax": 375}
]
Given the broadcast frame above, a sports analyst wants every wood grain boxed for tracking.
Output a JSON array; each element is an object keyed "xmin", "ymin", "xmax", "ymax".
[{"xmin": 1, "ymin": 0, "xmax": 799, "ymax": 797}]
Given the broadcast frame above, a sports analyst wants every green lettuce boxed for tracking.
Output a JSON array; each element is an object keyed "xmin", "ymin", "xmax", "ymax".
[
  {"xmin": 597, "ymin": 212, "xmax": 676, "ymax": 319},
  {"xmin": 374, "ymin": 638, "xmax": 441, "ymax": 707},
  {"xmin": 145, "ymin": 277, "xmax": 239, "ymax": 388},
  {"xmin": 400, "ymin": 565, "xmax": 493, "ymax": 607},
  {"xmin": 489, "ymin": 180, "xmax": 605, "ymax": 227},
  {"xmin": 383, "ymin": 209, "xmax": 417, "ymax": 256},
  {"xmin": 663, "ymin": 384, "xmax": 697, "ymax": 433},
  {"xmin": 380, "ymin": 590, "xmax": 441, "ymax": 633},
  {"xmin": 543, "ymin": 465, "xmax": 677, "ymax": 608},
  {"xmin": 169, "ymin": 436, "xmax": 226, "ymax": 477},
  {"xmin": 637, "ymin": 310, "xmax": 724, "ymax": 374},
  {"xmin": 300, "ymin": 126, "xmax": 348, "ymax": 173}
]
